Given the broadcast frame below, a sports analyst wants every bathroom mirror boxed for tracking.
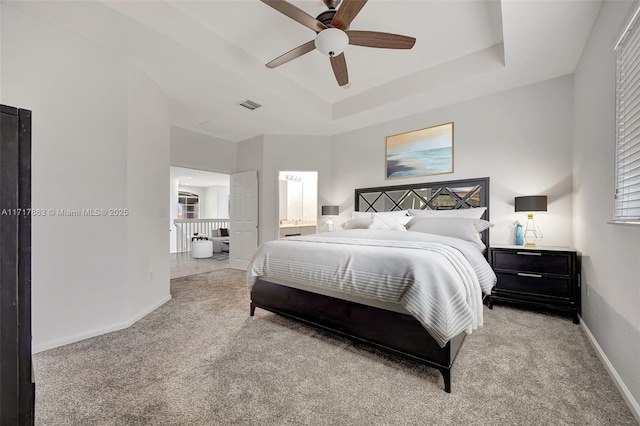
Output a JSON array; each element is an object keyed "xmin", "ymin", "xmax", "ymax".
[{"xmin": 278, "ymin": 171, "xmax": 318, "ymax": 223}]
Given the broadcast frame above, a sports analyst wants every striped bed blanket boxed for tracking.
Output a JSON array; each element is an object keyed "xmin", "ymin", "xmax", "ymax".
[{"xmin": 247, "ymin": 229, "xmax": 496, "ymax": 347}]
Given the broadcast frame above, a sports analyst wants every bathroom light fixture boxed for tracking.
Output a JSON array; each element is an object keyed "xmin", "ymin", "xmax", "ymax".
[
  {"xmin": 515, "ymin": 196, "xmax": 547, "ymax": 247},
  {"xmin": 321, "ymin": 205, "xmax": 339, "ymax": 232}
]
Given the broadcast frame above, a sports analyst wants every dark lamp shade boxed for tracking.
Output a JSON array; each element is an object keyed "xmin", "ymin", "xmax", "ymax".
[
  {"xmin": 322, "ymin": 205, "xmax": 339, "ymax": 216},
  {"xmin": 515, "ymin": 196, "xmax": 547, "ymax": 212}
]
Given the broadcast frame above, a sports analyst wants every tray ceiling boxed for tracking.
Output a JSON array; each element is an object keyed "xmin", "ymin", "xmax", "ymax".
[{"xmin": 4, "ymin": 1, "xmax": 602, "ymax": 142}]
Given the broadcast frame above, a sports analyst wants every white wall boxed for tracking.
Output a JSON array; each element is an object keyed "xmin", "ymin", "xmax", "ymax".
[
  {"xmin": 204, "ymin": 186, "xmax": 218, "ymax": 219},
  {"xmin": 217, "ymin": 185, "xmax": 229, "ymax": 218},
  {"xmin": 205, "ymin": 185, "xmax": 229, "ymax": 218},
  {"xmin": 1, "ymin": 5, "xmax": 170, "ymax": 352},
  {"xmin": 301, "ymin": 172, "xmax": 318, "ymax": 222},
  {"xmin": 169, "ymin": 177, "xmax": 179, "ymax": 253},
  {"xmin": 2, "ymin": 5, "xmax": 127, "ymax": 350},
  {"xmin": 126, "ymin": 62, "xmax": 171, "ymax": 320},
  {"xmin": 170, "ymin": 126, "xmax": 237, "ymax": 174},
  {"xmin": 331, "ymin": 76, "xmax": 575, "ymax": 247},
  {"xmin": 573, "ymin": 0, "xmax": 640, "ymax": 414}
]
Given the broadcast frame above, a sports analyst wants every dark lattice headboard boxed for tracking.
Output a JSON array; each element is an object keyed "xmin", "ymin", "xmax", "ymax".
[{"xmin": 355, "ymin": 177, "xmax": 490, "ymax": 248}]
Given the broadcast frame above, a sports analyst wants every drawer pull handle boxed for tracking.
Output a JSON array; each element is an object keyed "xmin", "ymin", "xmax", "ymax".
[
  {"xmin": 518, "ymin": 272, "xmax": 542, "ymax": 278},
  {"xmin": 516, "ymin": 252, "xmax": 541, "ymax": 256}
]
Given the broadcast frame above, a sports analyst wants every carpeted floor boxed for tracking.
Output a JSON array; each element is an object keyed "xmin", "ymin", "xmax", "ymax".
[{"xmin": 34, "ymin": 269, "xmax": 637, "ymax": 425}]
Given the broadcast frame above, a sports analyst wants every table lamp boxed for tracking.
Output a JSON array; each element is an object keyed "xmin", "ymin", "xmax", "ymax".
[
  {"xmin": 515, "ymin": 196, "xmax": 547, "ymax": 247},
  {"xmin": 321, "ymin": 205, "xmax": 339, "ymax": 232}
]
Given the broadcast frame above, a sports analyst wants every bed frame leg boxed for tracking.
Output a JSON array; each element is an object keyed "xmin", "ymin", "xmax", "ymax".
[
  {"xmin": 441, "ymin": 368, "xmax": 451, "ymax": 393},
  {"xmin": 250, "ymin": 303, "xmax": 255, "ymax": 317}
]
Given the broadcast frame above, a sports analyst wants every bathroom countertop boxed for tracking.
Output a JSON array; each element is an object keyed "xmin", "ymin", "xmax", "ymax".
[{"xmin": 279, "ymin": 222, "xmax": 317, "ymax": 228}]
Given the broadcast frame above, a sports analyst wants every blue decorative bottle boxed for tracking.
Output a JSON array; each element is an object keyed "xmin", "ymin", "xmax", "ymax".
[{"xmin": 515, "ymin": 222, "xmax": 524, "ymax": 246}]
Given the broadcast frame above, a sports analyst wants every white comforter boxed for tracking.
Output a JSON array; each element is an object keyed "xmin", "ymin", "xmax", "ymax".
[{"xmin": 247, "ymin": 229, "xmax": 496, "ymax": 347}]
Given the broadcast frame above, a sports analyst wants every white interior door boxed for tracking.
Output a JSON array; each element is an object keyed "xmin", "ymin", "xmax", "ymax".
[{"xmin": 229, "ymin": 170, "xmax": 258, "ymax": 270}]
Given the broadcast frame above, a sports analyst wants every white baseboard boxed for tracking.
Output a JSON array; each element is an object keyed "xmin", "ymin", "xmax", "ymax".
[
  {"xmin": 33, "ymin": 294, "xmax": 172, "ymax": 354},
  {"xmin": 580, "ymin": 318, "xmax": 640, "ymax": 424}
]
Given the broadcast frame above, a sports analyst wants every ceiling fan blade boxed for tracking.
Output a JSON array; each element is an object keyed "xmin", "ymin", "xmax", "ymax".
[
  {"xmin": 330, "ymin": 53, "xmax": 349, "ymax": 87},
  {"xmin": 346, "ymin": 30, "xmax": 416, "ymax": 49},
  {"xmin": 331, "ymin": 0, "xmax": 367, "ymax": 30},
  {"xmin": 261, "ymin": 0, "xmax": 327, "ymax": 33},
  {"xmin": 266, "ymin": 40, "xmax": 316, "ymax": 68}
]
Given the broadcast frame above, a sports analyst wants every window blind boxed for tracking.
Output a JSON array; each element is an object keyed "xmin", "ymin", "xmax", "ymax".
[{"xmin": 615, "ymin": 8, "xmax": 640, "ymax": 220}]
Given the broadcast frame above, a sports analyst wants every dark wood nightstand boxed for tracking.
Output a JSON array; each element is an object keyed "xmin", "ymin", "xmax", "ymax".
[{"xmin": 487, "ymin": 245, "xmax": 580, "ymax": 324}]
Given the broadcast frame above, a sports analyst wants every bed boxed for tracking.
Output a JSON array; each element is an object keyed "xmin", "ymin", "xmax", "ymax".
[{"xmin": 248, "ymin": 177, "xmax": 495, "ymax": 392}]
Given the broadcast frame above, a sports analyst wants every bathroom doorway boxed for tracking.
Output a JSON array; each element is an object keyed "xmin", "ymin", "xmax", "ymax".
[{"xmin": 278, "ymin": 171, "xmax": 318, "ymax": 239}]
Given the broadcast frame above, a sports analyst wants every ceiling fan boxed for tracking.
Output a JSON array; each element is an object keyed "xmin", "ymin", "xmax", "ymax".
[{"xmin": 261, "ymin": 0, "xmax": 416, "ymax": 87}]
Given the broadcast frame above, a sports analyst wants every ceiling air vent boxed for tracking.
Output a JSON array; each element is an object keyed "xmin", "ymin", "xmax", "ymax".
[{"xmin": 238, "ymin": 99, "xmax": 262, "ymax": 111}]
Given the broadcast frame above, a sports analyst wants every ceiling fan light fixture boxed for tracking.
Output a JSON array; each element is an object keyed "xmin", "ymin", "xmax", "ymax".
[{"xmin": 314, "ymin": 28, "xmax": 348, "ymax": 57}]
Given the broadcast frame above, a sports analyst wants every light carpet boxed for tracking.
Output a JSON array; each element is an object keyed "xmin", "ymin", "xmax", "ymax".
[{"xmin": 34, "ymin": 269, "xmax": 637, "ymax": 425}]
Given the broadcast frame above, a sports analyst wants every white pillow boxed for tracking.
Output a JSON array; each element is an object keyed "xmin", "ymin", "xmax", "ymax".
[
  {"xmin": 353, "ymin": 210, "xmax": 411, "ymax": 225},
  {"xmin": 368, "ymin": 214, "xmax": 407, "ymax": 231},
  {"xmin": 341, "ymin": 217, "xmax": 372, "ymax": 230},
  {"xmin": 408, "ymin": 207, "xmax": 487, "ymax": 220},
  {"xmin": 405, "ymin": 217, "xmax": 493, "ymax": 250},
  {"xmin": 353, "ymin": 210, "xmax": 408, "ymax": 218},
  {"xmin": 352, "ymin": 211, "xmax": 373, "ymax": 219}
]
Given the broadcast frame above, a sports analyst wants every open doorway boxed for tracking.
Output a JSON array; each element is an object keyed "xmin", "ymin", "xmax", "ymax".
[
  {"xmin": 278, "ymin": 171, "xmax": 318, "ymax": 238},
  {"xmin": 169, "ymin": 166, "xmax": 230, "ymax": 278}
]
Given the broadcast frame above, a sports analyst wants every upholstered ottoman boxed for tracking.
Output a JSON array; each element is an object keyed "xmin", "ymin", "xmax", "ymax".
[{"xmin": 192, "ymin": 240, "xmax": 213, "ymax": 258}]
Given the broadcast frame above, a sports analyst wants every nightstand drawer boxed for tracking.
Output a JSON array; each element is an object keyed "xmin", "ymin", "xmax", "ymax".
[
  {"xmin": 495, "ymin": 272, "xmax": 571, "ymax": 299},
  {"xmin": 488, "ymin": 246, "xmax": 580, "ymax": 323},
  {"xmin": 492, "ymin": 251, "xmax": 571, "ymax": 276}
]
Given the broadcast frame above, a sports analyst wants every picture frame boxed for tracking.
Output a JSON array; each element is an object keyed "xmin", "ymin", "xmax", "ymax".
[{"xmin": 385, "ymin": 122, "xmax": 454, "ymax": 180}]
